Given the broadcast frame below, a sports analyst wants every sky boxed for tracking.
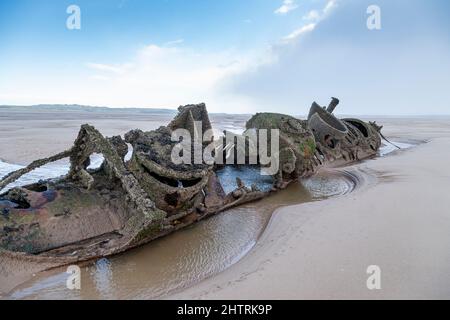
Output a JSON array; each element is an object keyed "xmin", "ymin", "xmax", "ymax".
[{"xmin": 0, "ymin": 0, "xmax": 449, "ymax": 115}]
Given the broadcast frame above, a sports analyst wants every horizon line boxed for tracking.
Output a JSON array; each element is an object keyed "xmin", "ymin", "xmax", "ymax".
[{"xmin": 1, "ymin": 103, "xmax": 450, "ymax": 117}]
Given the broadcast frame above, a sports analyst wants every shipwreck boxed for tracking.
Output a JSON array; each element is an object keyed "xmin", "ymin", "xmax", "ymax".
[{"xmin": 0, "ymin": 98, "xmax": 383, "ymax": 266}]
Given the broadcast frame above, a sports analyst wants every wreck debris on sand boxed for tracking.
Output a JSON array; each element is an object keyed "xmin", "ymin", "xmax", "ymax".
[{"xmin": 0, "ymin": 99, "xmax": 382, "ymax": 267}]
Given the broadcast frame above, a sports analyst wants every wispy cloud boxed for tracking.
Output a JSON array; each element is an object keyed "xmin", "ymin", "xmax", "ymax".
[
  {"xmin": 283, "ymin": 0, "xmax": 338, "ymax": 42},
  {"xmin": 323, "ymin": 0, "xmax": 337, "ymax": 14},
  {"xmin": 304, "ymin": 0, "xmax": 337, "ymax": 22},
  {"xmin": 274, "ymin": 0, "xmax": 298, "ymax": 15},
  {"xmin": 283, "ymin": 23, "xmax": 316, "ymax": 41},
  {"xmin": 303, "ymin": 10, "xmax": 320, "ymax": 22},
  {"xmin": 86, "ymin": 63, "xmax": 132, "ymax": 74},
  {"xmin": 164, "ymin": 39, "xmax": 185, "ymax": 47}
]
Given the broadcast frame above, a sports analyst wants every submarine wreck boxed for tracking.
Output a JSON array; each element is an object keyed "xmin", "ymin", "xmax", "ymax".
[{"xmin": 0, "ymin": 98, "xmax": 383, "ymax": 267}]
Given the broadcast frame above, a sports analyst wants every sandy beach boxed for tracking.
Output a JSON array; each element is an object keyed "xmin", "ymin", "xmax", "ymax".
[{"xmin": 2, "ymin": 110, "xmax": 450, "ymax": 299}]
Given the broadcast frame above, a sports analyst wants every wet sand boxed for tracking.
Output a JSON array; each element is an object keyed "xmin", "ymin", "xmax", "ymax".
[{"xmin": 168, "ymin": 117, "xmax": 450, "ymax": 299}]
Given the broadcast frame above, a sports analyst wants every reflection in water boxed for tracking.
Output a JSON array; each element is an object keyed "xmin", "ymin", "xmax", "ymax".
[
  {"xmin": 91, "ymin": 258, "xmax": 114, "ymax": 300},
  {"xmin": 379, "ymin": 141, "xmax": 413, "ymax": 156},
  {"xmin": 217, "ymin": 166, "xmax": 274, "ymax": 194},
  {"xmin": 9, "ymin": 170, "xmax": 356, "ymax": 300}
]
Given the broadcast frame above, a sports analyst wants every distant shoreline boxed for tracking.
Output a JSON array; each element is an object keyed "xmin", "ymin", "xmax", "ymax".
[
  {"xmin": 0, "ymin": 104, "xmax": 177, "ymax": 115},
  {"xmin": 1, "ymin": 104, "xmax": 449, "ymax": 118}
]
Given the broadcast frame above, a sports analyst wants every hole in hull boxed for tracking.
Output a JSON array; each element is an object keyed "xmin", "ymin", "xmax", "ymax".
[
  {"xmin": 24, "ymin": 184, "xmax": 48, "ymax": 193},
  {"xmin": 11, "ymin": 199, "xmax": 30, "ymax": 209},
  {"xmin": 87, "ymin": 153, "xmax": 105, "ymax": 170},
  {"xmin": 346, "ymin": 120, "xmax": 369, "ymax": 138},
  {"xmin": 143, "ymin": 165, "xmax": 202, "ymax": 188},
  {"xmin": 164, "ymin": 192, "xmax": 180, "ymax": 206},
  {"xmin": 324, "ymin": 135, "xmax": 336, "ymax": 149}
]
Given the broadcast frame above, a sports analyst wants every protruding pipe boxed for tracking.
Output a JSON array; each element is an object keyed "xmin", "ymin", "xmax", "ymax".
[{"xmin": 327, "ymin": 97, "xmax": 340, "ymax": 113}]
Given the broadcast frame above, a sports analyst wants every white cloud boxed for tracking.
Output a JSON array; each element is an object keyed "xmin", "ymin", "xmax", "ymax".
[
  {"xmin": 324, "ymin": 0, "xmax": 337, "ymax": 14},
  {"xmin": 283, "ymin": 23, "xmax": 316, "ymax": 41},
  {"xmin": 75, "ymin": 44, "xmax": 275, "ymax": 112},
  {"xmin": 275, "ymin": 0, "xmax": 298, "ymax": 15},
  {"xmin": 90, "ymin": 75, "xmax": 111, "ymax": 81},
  {"xmin": 303, "ymin": 10, "xmax": 320, "ymax": 21},
  {"xmin": 86, "ymin": 62, "xmax": 132, "ymax": 74},
  {"xmin": 282, "ymin": 0, "xmax": 338, "ymax": 42},
  {"xmin": 164, "ymin": 39, "xmax": 185, "ymax": 47}
]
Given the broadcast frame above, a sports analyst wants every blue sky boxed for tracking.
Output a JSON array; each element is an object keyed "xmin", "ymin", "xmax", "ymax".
[{"xmin": 0, "ymin": 0, "xmax": 449, "ymax": 115}]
